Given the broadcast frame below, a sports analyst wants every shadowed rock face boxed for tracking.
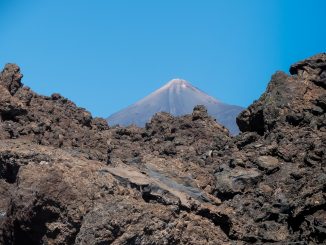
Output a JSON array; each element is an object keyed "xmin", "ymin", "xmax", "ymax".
[
  {"xmin": 237, "ymin": 53, "xmax": 326, "ymax": 135},
  {"xmin": 0, "ymin": 54, "xmax": 325, "ymax": 244}
]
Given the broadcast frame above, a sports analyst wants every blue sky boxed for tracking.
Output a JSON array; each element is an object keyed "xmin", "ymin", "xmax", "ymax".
[{"xmin": 0, "ymin": 0, "xmax": 325, "ymax": 117}]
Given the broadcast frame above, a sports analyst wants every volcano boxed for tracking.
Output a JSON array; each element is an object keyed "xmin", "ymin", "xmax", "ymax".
[{"xmin": 107, "ymin": 79, "xmax": 244, "ymax": 134}]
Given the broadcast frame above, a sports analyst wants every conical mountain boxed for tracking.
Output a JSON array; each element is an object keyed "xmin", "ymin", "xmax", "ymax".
[{"xmin": 107, "ymin": 79, "xmax": 244, "ymax": 134}]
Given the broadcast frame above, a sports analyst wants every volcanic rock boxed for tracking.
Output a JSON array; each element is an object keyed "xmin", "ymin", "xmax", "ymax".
[
  {"xmin": 0, "ymin": 64, "xmax": 23, "ymax": 95},
  {"xmin": 0, "ymin": 53, "xmax": 325, "ymax": 244},
  {"xmin": 256, "ymin": 155, "xmax": 280, "ymax": 173}
]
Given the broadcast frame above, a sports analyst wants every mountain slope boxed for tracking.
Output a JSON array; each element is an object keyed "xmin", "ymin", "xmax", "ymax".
[{"xmin": 107, "ymin": 79, "xmax": 244, "ymax": 134}]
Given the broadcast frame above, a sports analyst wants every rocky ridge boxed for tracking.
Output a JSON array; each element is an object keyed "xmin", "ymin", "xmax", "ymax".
[{"xmin": 0, "ymin": 53, "xmax": 325, "ymax": 244}]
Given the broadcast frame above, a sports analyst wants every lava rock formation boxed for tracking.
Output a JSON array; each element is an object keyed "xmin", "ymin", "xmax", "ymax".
[{"xmin": 0, "ymin": 54, "xmax": 325, "ymax": 244}]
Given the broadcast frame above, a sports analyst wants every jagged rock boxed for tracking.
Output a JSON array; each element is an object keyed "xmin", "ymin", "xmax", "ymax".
[
  {"xmin": 0, "ymin": 64, "xmax": 110, "ymax": 161},
  {"xmin": 237, "ymin": 71, "xmax": 290, "ymax": 135},
  {"xmin": 238, "ymin": 54, "xmax": 326, "ymax": 135},
  {"xmin": 290, "ymin": 53, "xmax": 326, "ymax": 77},
  {"xmin": 75, "ymin": 201, "xmax": 230, "ymax": 245},
  {"xmin": 0, "ymin": 64, "xmax": 23, "ymax": 95},
  {"xmin": 214, "ymin": 167, "xmax": 262, "ymax": 200},
  {"xmin": 255, "ymin": 155, "xmax": 280, "ymax": 173},
  {"xmin": 316, "ymin": 94, "xmax": 326, "ymax": 111},
  {"xmin": 0, "ymin": 54, "xmax": 326, "ymax": 244},
  {"xmin": 192, "ymin": 105, "xmax": 209, "ymax": 120}
]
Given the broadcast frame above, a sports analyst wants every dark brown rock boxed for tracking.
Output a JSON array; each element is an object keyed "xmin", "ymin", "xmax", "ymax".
[
  {"xmin": 256, "ymin": 155, "xmax": 280, "ymax": 173},
  {"xmin": 0, "ymin": 54, "xmax": 325, "ymax": 244},
  {"xmin": 0, "ymin": 64, "xmax": 23, "ymax": 95}
]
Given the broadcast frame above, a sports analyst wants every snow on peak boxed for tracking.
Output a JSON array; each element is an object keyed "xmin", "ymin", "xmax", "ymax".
[
  {"xmin": 167, "ymin": 78, "xmax": 189, "ymax": 88},
  {"xmin": 168, "ymin": 78, "xmax": 188, "ymax": 84},
  {"xmin": 107, "ymin": 77, "xmax": 244, "ymax": 135},
  {"xmin": 157, "ymin": 78, "xmax": 191, "ymax": 93}
]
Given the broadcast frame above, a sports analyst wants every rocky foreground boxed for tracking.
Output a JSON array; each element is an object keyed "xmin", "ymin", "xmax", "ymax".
[{"xmin": 0, "ymin": 54, "xmax": 325, "ymax": 244}]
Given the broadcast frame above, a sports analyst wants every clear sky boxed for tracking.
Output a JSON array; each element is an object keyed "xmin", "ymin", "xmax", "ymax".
[{"xmin": 0, "ymin": 0, "xmax": 325, "ymax": 117}]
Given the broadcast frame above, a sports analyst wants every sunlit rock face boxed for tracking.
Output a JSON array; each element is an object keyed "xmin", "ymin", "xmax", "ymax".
[
  {"xmin": 107, "ymin": 78, "xmax": 244, "ymax": 135},
  {"xmin": 0, "ymin": 54, "xmax": 325, "ymax": 244}
]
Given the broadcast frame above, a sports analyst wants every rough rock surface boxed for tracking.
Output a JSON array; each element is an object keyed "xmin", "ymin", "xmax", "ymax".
[
  {"xmin": 0, "ymin": 53, "xmax": 325, "ymax": 244},
  {"xmin": 0, "ymin": 63, "xmax": 110, "ymax": 161}
]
